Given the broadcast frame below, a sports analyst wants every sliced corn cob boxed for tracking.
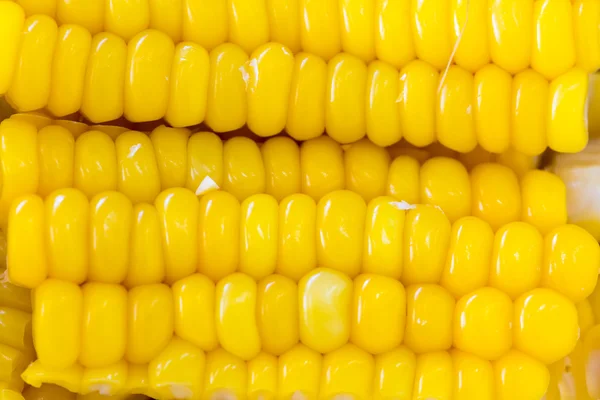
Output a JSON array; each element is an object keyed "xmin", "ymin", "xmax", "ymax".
[{"xmin": 0, "ymin": 20, "xmax": 590, "ymax": 153}]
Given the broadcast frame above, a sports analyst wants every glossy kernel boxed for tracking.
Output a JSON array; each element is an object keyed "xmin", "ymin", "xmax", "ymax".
[
  {"xmin": 375, "ymin": 0, "xmax": 415, "ymax": 69},
  {"xmin": 248, "ymin": 352, "xmax": 277, "ymax": 400},
  {"xmin": 300, "ymin": 136, "xmax": 345, "ymax": 202},
  {"xmin": 261, "ymin": 137, "xmax": 301, "ymax": 201},
  {"xmin": 451, "ymin": 0, "xmax": 489, "ymax": 72},
  {"xmin": 411, "ymin": 0, "xmax": 451, "ymax": 70},
  {"xmin": 345, "ymin": 140, "xmax": 390, "ymax": 202},
  {"xmin": 0, "ymin": 2, "xmax": 25, "ymax": 94},
  {"xmin": 150, "ymin": 126, "xmax": 190, "ymax": 190},
  {"xmin": 267, "ymin": 0, "xmax": 300, "ymax": 53},
  {"xmin": 240, "ymin": 194, "xmax": 278, "ymax": 280},
  {"xmin": 574, "ymin": 0, "xmax": 600, "ymax": 72},
  {"xmin": 126, "ymin": 203, "xmax": 164, "ymax": 288},
  {"xmin": 227, "ymin": 0, "xmax": 269, "ymax": 55},
  {"xmin": 451, "ymin": 350, "xmax": 494, "ymax": 400},
  {"xmin": 511, "ymin": 69, "xmax": 548, "ymax": 156},
  {"xmin": 520, "ymin": 170, "xmax": 567, "ymax": 235},
  {"xmin": 488, "ymin": 0, "xmax": 532, "ymax": 74},
  {"xmin": 373, "ymin": 346, "xmax": 416, "ymax": 400},
  {"xmin": 182, "ymin": 0, "xmax": 227, "ymax": 51},
  {"xmin": 278, "ymin": 344, "xmax": 321, "ymax": 400},
  {"xmin": 104, "ymin": 0, "xmax": 149, "ymax": 42},
  {"xmin": 412, "ymin": 351, "xmax": 453, "ymax": 400},
  {"xmin": 320, "ymin": 344, "xmax": 374, "ymax": 400},
  {"xmin": 203, "ymin": 348, "xmax": 247, "ymax": 400},
  {"xmin": 186, "ymin": 131, "xmax": 224, "ymax": 194},
  {"xmin": 223, "ymin": 137, "xmax": 266, "ymax": 202},
  {"xmin": 494, "ymin": 350, "xmax": 550, "ymax": 400},
  {"xmin": 299, "ymin": 0, "xmax": 341, "ymax": 61},
  {"xmin": 74, "ymin": 130, "xmax": 117, "ymax": 199},
  {"xmin": 37, "ymin": 125, "xmax": 75, "ymax": 198},
  {"xmin": 474, "ymin": 65, "xmax": 511, "ymax": 153},
  {"xmin": 366, "ymin": 61, "xmax": 402, "ymax": 147},
  {"xmin": 386, "ymin": 156, "xmax": 420, "ymax": 205}
]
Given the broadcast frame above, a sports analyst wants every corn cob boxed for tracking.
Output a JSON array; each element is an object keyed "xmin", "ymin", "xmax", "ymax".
[{"xmin": 0, "ymin": 17, "xmax": 590, "ymax": 153}]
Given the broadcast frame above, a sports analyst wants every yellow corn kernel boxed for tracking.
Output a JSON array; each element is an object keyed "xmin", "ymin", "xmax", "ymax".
[
  {"xmin": 373, "ymin": 346, "xmax": 415, "ymax": 400},
  {"xmin": 79, "ymin": 360, "xmax": 127, "ymax": 396},
  {"xmin": 326, "ymin": 53, "xmax": 367, "ymax": 144},
  {"xmin": 413, "ymin": 351, "xmax": 453, "ymax": 400},
  {"xmin": 223, "ymin": 137, "xmax": 266, "ymax": 201},
  {"xmin": 286, "ymin": 53, "xmax": 327, "ymax": 141},
  {"xmin": 451, "ymin": 0, "xmax": 489, "ymax": 72},
  {"xmin": 521, "ymin": 170, "xmax": 567, "ymax": 235},
  {"xmin": 204, "ymin": 348, "xmax": 247, "ymax": 399},
  {"xmin": 248, "ymin": 352, "xmax": 277, "ymax": 400},
  {"xmin": 89, "ymin": 125, "xmax": 128, "ymax": 140},
  {"xmin": 22, "ymin": 361, "xmax": 82, "ymax": 394},
  {"xmin": 494, "ymin": 350, "xmax": 550, "ymax": 400},
  {"xmin": 45, "ymin": 188, "xmax": 89, "ymax": 284},
  {"xmin": 532, "ymin": 0, "xmax": 575, "ymax": 80},
  {"xmin": 149, "ymin": 126, "xmax": 189, "ymax": 190},
  {"xmin": 514, "ymin": 288, "xmax": 579, "ymax": 364},
  {"xmin": 126, "ymin": 203, "xmax": 164, "ymax": 287},
  {"xmin": 9, "ymin": 113, "xmax": 52, "ymax": 130},
  {"xmin": 0, "ymin": 282, "xmax": 31, "ymax": 313},
  {"xmin": 240, "ymin": 194, "xmax": 278, "ymax": 280},
  {"xmin": 277, "ymin": 194, "xmax": 316, "ymax": 281},
  {"xmin": 405, "ymin": 284, "xmax": 454, "ymax": 354},
  {"xmin": 7, "ymin": 195, "xmax": 46, "ymax": 289},
  {"xmin": 56, "ymin": 0, "xmax": 104, "ymax": 35},
  {"xmin": 490, "ymin": 222, "xmax": 543, "ymax": 300},
  {"xmin": 81, "ymin": 33, "xmax": 127, "ymax": 123},
  {"xmin": 227, "ymin": 0, "xmax": 269, "ymax": 55},
  {"xmin": 411, "ymin": 0, "xmax": 451, "ymax": 70},
  {"xmin": 351, "ymin": 274, "xmax": 406, "ymax": 354},
  {"xmin": 89, "ymin": 191, "xmax": 132, "ymax": 284},
  {"xmin": 340, "ymin": 0, "xmax": 374, "ymax": 61},
  {"xmin": 155, "ymin": 188, "xmax": 199, "ymax": 284},
  {"xmin": 454, "ymin": 287, "xmax": 513, "ymax": 360},
  {"xmin": 80, "ymin": 283, "xmax": 127, "ymax": 368},
  {"xmin": 182, "ymin": 0, "xmax": 227, "ymax": 50},
  {"xmin": 267, "ymin": 0, "xmax": 300, "ymax": 52},
  {"xmin": 247, "ymin": 43, "xmax": 294, "ymax": 137},
  {"xmin": 216, "ymin": 273, "xmax": 261, "ymax": 360},
  {"xmin": 115, "ymin": 131, "xmax": 161, "ymax": 204},
  {"xmin": 317, "ymin": 191, "xmax": 366, "ymax": 278},
  {"xmin": 127, "ymin": 284, "xmax": 173, "ymax": 364},
  {"xmin": 0, "ymin": 119, "xmax": 39, "ymax": 229},
  {"xmin": 386, "ymin": 156, "xmax": 420, "ymax": 204},
  {"xmin": 451, "ymin": 350, "xmax": 494, "ymax": 400},
  {"xmin": 257, "ymin": 274, "xmax": 299, "ymax": 356},
  {"xmin": 74, "ymin": 130, "xmax": 117, "ymax": 199},
  {"xmin": 47, "ymin": 25, "xmax": 91, "ymax": 117},
  {"xmin": 53, "ymin": 120, "xmax": 89, "ymax": 138},
  {"xmin": 173, "ymin": 274, "xmax": 217, "ymax": 352},
  {"xmin": 22, "ymin": 384, "xmax": 76, "ymax": 400},
  {"xmin": 488, "ymin": 0, "xmax": 532, "ymax": 74},
  {"xmin": 166, "ymin": 42, "xmax": 210, "ymax": 128},
  {"xmin": 441, "ymin": 216, "xmax": 494, "ymax": 298},
  {"xmin": 320, "ymin": 344, "xmax": 374, "ymax": 399},
  {"xmin": 147, "ymin": 0, "xmax": 181, "ymax": 42},
  {"xmin": 300, "ymin": 136, "xmax": 345, "ymax": 202},
  {"xmin": 261, "ymin": 137, "xmax": 301, "ymax": 201},
  {"xmin": 375, "ymin": 0, "xmax": 414, "ymax": 69},
  {"xmin": 186, "ymin": 131, "xmax": 224, "ymax": 193},
  {"xmin": 402, "ymin": 206, "xmax": 451, "ymax": 285},
  {"xmin": 419, "ymin": 157, "xmax": 470, "ymax": 223},
  {"xmin": 33, "ymin": 280, "xmax": 82, "ymax": 368},
  {"xmin": 345, "ymin": 140, "xmax": 390, "ymax": 202},
  {"xmin": 511, "ymin": 69, "xmax": 548, "ymax": 156},
  {"xmin": 436, "ymin": 66, "xmax": 476, "ymax": 153},
  {"xmin": 124, "ymin": 363, "xmax": 153, "ymax": 397},
  {"xmin": 278, "ymin": 344, "xmax": 321, "ymax": 400},
  {"xmin": 398, "ymin": 60, "xmax": 438, "ymax": 147},
  {"xmin": 470, "ymin": 163, "xmax": 521, "ymax": 231},
  {"xmin": 542, "ymin": 224, "xmax": 600, "ymax": 303},
  {"xmin": 574, "ymin": 0, "xmax": 600, "ymax": 72},
  {"xmin": 0, "ymin": 2, "xmax": 25, "ymax": 94},
  {"xmin": 205, "ymin": 44, "xmax": 248, "ymax": 133},
  {"xmin": 366, "ymin": 61, "xmax": 402, "ymax": 147},
  {"xmin": 149, "ymin": 337, "xmax": 205, "ymax": 400},
  {"xmin": 7, "ymin": 15, "xmax": 57, "ymax": 112},
  {"xmin": 104, "ymin": 0, "xmax": 149, "ymax": 42},
  {"xmin": 299, "ymin": 268, "xmax": 352, "ymax": 354},
  {"xmin": 37, "ymin": 125, "xmax": 75, "ymax": 197},
  {"xmin": 362, "ymin": 196, "xmax": 405, "ymax": 279},
  {"xmin": 299, "ymin": 0, "xmax": 341, "ymax": 60},
  {"xmin": 0, "ymin": 307, "xmax": 30, "ymax": 351},
  {"xmin": 0, "ymin": 390, "xmax": 24, "ymax": 400}
]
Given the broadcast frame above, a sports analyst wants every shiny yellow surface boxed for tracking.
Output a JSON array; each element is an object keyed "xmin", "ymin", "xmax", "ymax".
[
  {"xmin": 412, "ymin": 351, "xmax": 452, "ymax": 400},
  {"xmin": 47, "ymin": 25, "xmax": 91, "ymax": 117},
  {"xmin": 316, "ymin": 191, "xmax": 366, "ymax": 278},
  {"xmin": 228, "ymin": 0, "xmax": 269, "ymax": 55},
  {"xmin": 0, "ymin": 2, "xmax": 25, "ymax": 94},
  {"xmin": 81, "ymin": 33, "xmax": 127, "ymax": 123},
  {"xmin": 240, "ymin": 194, "xmax": 278, "ymax": 280},
  {"xmin": 45, "ymin": 189, "xmax": 88, "ymax": 284},
  {"xmin": 320, "ymin": 344, "xmax": 374, "ymax": 400},
  {"xmin": 22, "ymin": 384, "xmax": 76, "ymax": 400},
  {"xmin": 216, "ymin": 273, "xmax": 261, "ymax": 360},
  {"xmin": 89, "ymin": 192, "xmax": 132, "ymax": 284},
  {"xmin": 299, "ymin": 268, "xmax": 352, "ymax": 354},
  {"xmin": 532, "ymin": 0, "xmax": 575, "ymax": 80},
  {"xmin": 223, "ymin": 137, "xmax": 266, "ymax": 202},
  {"xmin": 574, "ymin": 0, "xmax": 600, "ymax": 72},
  {"xmin": 0, "ymin": 282, "xmax": 31, "ymax": 313},
  {"xmin": 441, "ymin": 216, "xmax": 494, "ymax": 298},
  {"xmin": 126, "ymin": 203, "xmax": 164, "ymax": 287},
  {"xmin": 299, "ymin": 0, "xmax": 341, "ymax": 61},
  {"xmin": 198, "ymin": 191, "xmax": 240, "ymax": 282},
  {"xmin": 511, "ymin": 69, "xmax": 548, "ymax": 156},
  {"xmin": 366, "ymin": 61, "xmax": 401, "ymax": 147},
  {"xmin": 300, "ymin": 136, "xmax": 345, "ymax": 202},
  {"xmin": 386, "ymin": 156, "xmax": 420, "ymax": 205},
  {"xmin": 126, "ymin": 284, "xmax": 173, "ymax": 364},
  {"xmin": 345, "ymin": 140, "xmax": 390, "ymax": 202},
  {"xmin": 402, "ymin": 206, "xmax": 451, "ymax": 285},
  {"xmin": 257, "ymin": 275, "xmax": 299, "ymax": 356},
  {"xmin": 57, "ymin": 0, "xmax": 104, "ymax": 35},
  {"xmin": 7, "ymin": 195, "xmax": 46, "ymax": 289},
  {"xmin": 326, "ymin": 53, "xmax": 367, "ymax": 144},
  {"xmin": 182, "ymin": 0, "xmax": 227, "ymax": 51},
  {"xmin": 203, "ymin": 348, "xmax": 247, "ymax": 400},
  {"xmin": 278, "ymin": 344, "xmax": 321, "ymax": 400},
  {"xmin": 398, "ymin": 60, "xmax": 438, "ymax": 147},
  {"xmin": 547, "ymin": 67, "xmax": 589, "ymax": 153},
  {"xmin": 339, "ymin": 0, "xmax": 374, "ymax": 62},
  {"xmin": 454, "ymin": 287, "xmax": 513, "ymax": 360},
  {"xmin": 451, "ymin": 350, "xmax": 494, "ymax": 400},
  {"xmin": 155, "ymin": 188, "xmax": 199, "ymax": 284},
  {"xmin": 33, "ymin": 280, "xmax": 82, "ymax": 368},
  {"xmin": 21, "ymin": 361, "xmax": 83, "ymax": 394},
  {"xmin": 490, "ymin": 222, "xmax": 543, "ymax": 300},
  {"xmin": 80, "ymin": 283, "xmax": 127, "ymax": 368},
  {"xmin": 37, "ymin": 125, "xmax": 75, "ymax": 198},
  {"xmin": 375, "ymin": 0, "xmax": 414, "ymax": 68},
  {"xmin": 277, "ymin": 194, "xmax": 317, "ymax": 282},
  {"xmin": 451, "ymin": 0, "xmax": 489, "ymax": 72},
  {"xmin": 267, "ymin": 0, "xmax": 300, "ymax": 53},
  {"xmin": 79, "ymin": 360, "xmax": 128, "ymax": 396},
  {"xmin": 542, "ymin": 224, "xmax": 600, "ymax": 303},
  {"xmin": 186, "ymin": 131, "xmax": 224, "ymax": 193},
  {"xmin": 474, "ymin": 65, "xmax": 511, "ymax": 153},
  {"xmin": 262, "ymin": 137, "xmax": 301, "ymax": 201},
  {"xmin": 148, "ymin": 0, "xmax": 182, "ymax": 42},
  {"xmin": 166, "ymin": 42, "xmax": 210, "ymax": 128},
  {"xmin": 115, "ymin": 131, "xmax": 160, "ymax": 204},
  {"xmin": 420, "ymin": 157, "xmax": 471, "ymax": 222},
  {"xmin": 411, "ymin": 0, "xmax": 451, "ymax": 70},
  {"xmin": 351, "ymin": 274, "xmax": 406, "ymax": 355},
  {"xmin": 74, "ymin": 130, "xmax": 117, "ymax": 199},
  {"xmin": 0, "ymin": 307, "xmax": 30, "ymax": 352},
  {"xmin": 493, "ymin": 350, "xmax": 550, "ymax": 400},
  {"xmin": 104, "ymin": 0, "xmax": 149, "ymax": 42},
  {"xmin": 521, "ymin": 170, "xmax": 567, "ymax": 235},
  {"xmin": 373, "ymin": 346, "xmax": 415, "ymax": 400},
  {"xmin": 514, "ymin": 288, "xmax": 579, "ymax": 364},
  {"xmin": 248, "ymin": 352, "xmax": 277, "ymax": 400},
  {"xmin": 488, "ymin": 0, "xmax": 532, "ymax": 74},
  {"xmin": 247, "ymin": 43, "xmax": 295, "ymax": 137},
  {"xmin": 149, "ymin": 126, "xmax": 189, "ymax": 190}
]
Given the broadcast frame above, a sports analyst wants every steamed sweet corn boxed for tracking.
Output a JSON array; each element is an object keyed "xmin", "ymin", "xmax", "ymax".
[{"xmin": 0, "ymin": 16, "xmax": 590, "ymax": 152}]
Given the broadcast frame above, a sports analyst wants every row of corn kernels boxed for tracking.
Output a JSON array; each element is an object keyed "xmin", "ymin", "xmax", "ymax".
[
  {"xmin": 4, "ymin": 0, "xmax": 600, "ymax": 78},
  {"xmin": 0, "ymin": 12, "xmax": 589, "ymax": 153},
  {"xmin": 20, "ymin": 385, "xmax": 147, "ymax": 400},
  {"xmin": 8, "ymin": 188, "xmax": 593, "ymax": 289},
  {"xmin": 0, "ymin": 118, "xmax": 565, "ymax": 233}
]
